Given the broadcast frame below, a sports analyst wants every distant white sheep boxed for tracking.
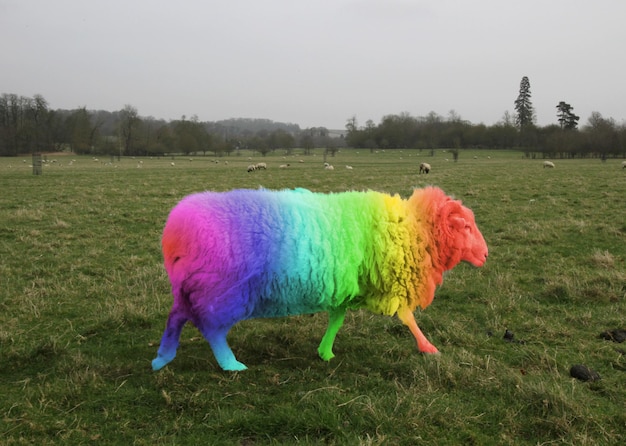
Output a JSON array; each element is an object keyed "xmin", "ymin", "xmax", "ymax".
[
  {"xmin": 419, "ymin": 162, "xmax": 431, "ymax": 174},
  {"xmin": 255, "ymin": 162, "xmax": 267, "ymax": 170},
  {"xmin": 345, "ymin": 165, "xmax": 353, "ymax": 170},
  {"xmin": 621, "ymin": 160, "xmax": 626, "ymax": 169},
  {"xmin": 171, "ymin": 162, "xmax": 175, "ymax": 166},
  {"xmin": 279, "ymin": 164, "xmax": 290, "ymax": 168},
  {"xmin": 543, "ymin": 161, "xmax": 555, "ymax": 168},
  {"xmin": 325, "ymin": 164, "xmax": 334, "ymax": 170},
  {"xmin": 247, "ymin": 164, "xmax": 257, "ymax": 172}
]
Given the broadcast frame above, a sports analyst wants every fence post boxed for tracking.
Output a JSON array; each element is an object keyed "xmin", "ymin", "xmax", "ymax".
[{"xmin": 32, "ymin": 153, "xmax": 42, "ymax": 175}]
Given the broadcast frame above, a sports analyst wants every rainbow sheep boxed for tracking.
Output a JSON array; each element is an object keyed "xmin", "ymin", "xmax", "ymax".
[{"xmin": 152, "ymin": 187, "xmax": 488, "ymax": 371}]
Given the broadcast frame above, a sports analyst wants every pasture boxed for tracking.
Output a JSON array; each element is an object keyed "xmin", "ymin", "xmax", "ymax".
[{"xmin": 1, "ymin": 150, "xmax": 625, "ymax": 445}]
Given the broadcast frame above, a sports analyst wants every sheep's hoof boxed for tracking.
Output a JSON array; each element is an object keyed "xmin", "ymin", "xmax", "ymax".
[
  {"xmin": 318, "ymin": 349, "xmax": 335, "ymax": 362},
  {"xmin": 152, "ymin": 355, "xmax": 173, "ymax": 371},
  {"xmin": 222, "ymin": 361, "xmax": 248, "ymax": 372},
  {"xmin": 419, "ymin": 346, "xmax": 440, "ymax": 355}
]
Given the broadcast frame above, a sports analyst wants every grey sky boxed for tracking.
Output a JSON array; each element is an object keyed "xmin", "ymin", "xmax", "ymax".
[{"xmin": 2, "ymin": 0, "xmax": 625, "ymax": 129}]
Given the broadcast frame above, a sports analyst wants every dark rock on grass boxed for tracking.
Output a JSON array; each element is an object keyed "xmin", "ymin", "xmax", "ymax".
[
  {"xmin": 570, "ymin": 364, "xmax": 601, "ymax": 382},
  {"xmin": 503, "ymin": 329, "xmax": 515, "ymax": 341},
  {"xmin": 599, "ymin": 329, "xmax": 626, "ymax": 343},
  {"xmin": 503, "ymin": 329, "xmax": 526, "ymax": 344}
]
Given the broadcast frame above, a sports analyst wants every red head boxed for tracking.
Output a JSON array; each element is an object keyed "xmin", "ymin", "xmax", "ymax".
[
  {"xmin": 437, "ymin": 198, "xmax": 488, "ymax": 269},
  {"xmin": 412, "ymin": 187, "xmax": 488, "ymax": 271}
]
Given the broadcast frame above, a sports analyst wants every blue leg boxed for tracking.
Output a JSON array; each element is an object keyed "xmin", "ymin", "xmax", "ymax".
[
  {"xmin": 318, "ymin": 307, "xmax": 347, "ymax": 361},
  {"xmin": 152, "ymin": 307, "xmax": 188, "ymax": 371},
  {"xmin": 200, "ymin": 326, "xmax": 247, "ymax": 371}
]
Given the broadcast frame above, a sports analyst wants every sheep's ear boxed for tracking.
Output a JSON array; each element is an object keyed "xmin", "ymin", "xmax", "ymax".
[
  {"xmin": 450, "ymin": 216, "xmax": 466, "ymax": 231},
  {"xmin": 441, "ymin": 199, "xmax": 462, "ymax": 220}
]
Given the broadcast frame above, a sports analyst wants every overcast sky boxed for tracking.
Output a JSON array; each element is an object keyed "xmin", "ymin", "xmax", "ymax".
[{"xmin": 2, "ymin": 0, "xmax": 625, "ymax": 129}]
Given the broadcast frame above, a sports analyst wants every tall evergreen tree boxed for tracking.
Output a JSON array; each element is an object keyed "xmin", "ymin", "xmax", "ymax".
[
  {"xmin": 514, "ymin": 76, "xmax": 534, "ymax": 128},
  {"xmin": 556, "ymin": 101, "xmax": 580, "ymax": 130}
]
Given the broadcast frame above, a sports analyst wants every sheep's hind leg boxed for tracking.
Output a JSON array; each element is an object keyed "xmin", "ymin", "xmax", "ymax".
[
  {"xmin": 152, "ymin": 307, "xmax": 189, "ymax": 371},
  {"xmin": 397, "ymin": 307, "xmax": 439, "ymax": 354},
  {"xmin": 199, "ymin": 325, "xmax": 248, "ymax": 371},
  {"xmin": 318, "ymin": 307, "xmax": 347, "ymax": 361}
]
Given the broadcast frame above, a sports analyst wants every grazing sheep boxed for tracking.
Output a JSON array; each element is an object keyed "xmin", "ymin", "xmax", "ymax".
[
  {"xmin": 543, "ymin": 161, "xmax": 555, "ymax": 168},
  {"xmin": 247, "ymin": 164, "xmax": 257, "ymax": 172},
  {"xmin": 345, "ymin": 165, "xmax": 353, "ymax": 170},
  {"xmin": 170, "ymin": 162, "xmax": 175, "ymax": 166},
  {"xmin": 325, "ymin": 164, "xmax": 334, "ymax": 170},
  {"xmin": 419, "ymin": 162, "xmax": 431, "ymax": 174},
  {"xmin": 279, "ymin": 164, "xmax": 290, "ymax": 168},
  {"xmin": 255, "ymin": 162, "xmax": 267, "ymax": 170},
  {"xmin": 152, "ymin": 187, "xmax": 488, "ymax": 371},
  {"xmin": 622, "ymin": 161, "xmax": 626, "ymax": 169}
]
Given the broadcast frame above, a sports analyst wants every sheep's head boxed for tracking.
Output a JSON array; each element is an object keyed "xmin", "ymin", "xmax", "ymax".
[{"xmin": 435, "ymin": 198, "xmax": 488, "ymax": 270}]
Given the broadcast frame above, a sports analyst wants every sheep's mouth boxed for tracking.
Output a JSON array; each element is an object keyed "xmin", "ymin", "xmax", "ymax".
[{"xmin": 465, "ymin": 251, "xmax": 488, "ymax": 267}]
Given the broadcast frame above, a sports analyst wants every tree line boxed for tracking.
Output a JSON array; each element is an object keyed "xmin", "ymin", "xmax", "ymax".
[
  {"xmin": 344, "ymin": 109, "xmax": 625, "ymax": 159},
  {"xmin": 0, "ymin": 94, "xmax": 339, "ymax": 157},
  {"xmin": 346, "ymin": 77, "xmax": 625, "ymax": 159},
  {"xmin": 2, "ymin": 83, "xmax": 625, "ymax": 159}
]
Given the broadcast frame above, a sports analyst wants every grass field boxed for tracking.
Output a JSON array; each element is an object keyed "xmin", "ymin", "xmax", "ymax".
[{"xmin": 1, "ymin": 150, "xmax": 625, "ymax": 445}]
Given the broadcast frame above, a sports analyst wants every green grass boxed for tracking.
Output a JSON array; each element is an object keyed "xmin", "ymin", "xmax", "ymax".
[{"xmin": 1, "ymin": 150, "xmax": 625, "ymax": 445}]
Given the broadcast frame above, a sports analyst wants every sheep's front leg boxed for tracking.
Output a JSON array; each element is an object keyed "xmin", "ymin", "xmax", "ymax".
[
  {"xmin": 318, "ymin": 307, "xmax": 346, "ymax": 361},
  {"xmin": 397, "ymin": 307, "xmax": 439, "ymax": 354}
]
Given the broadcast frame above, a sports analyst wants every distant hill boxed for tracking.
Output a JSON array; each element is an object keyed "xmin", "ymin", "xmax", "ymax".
[{"xmin": 208, "ymin": 118, "xmax": 301, "ymax": 136}]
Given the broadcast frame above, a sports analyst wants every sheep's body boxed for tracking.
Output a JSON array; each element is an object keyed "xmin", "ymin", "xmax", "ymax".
[
  {"xmin": 247, "ymin": 164, "xmax": 256, "ymax": 172},
  {"xmin": 255, "ymin": 162, "xmax": 267, "ymax": 170},
  {"xmin": 622, "ymin": 161, "xmax": 626, "ymax": 169},
  {"xmin": 152, "ymin": 187, "xmax": 488, "ymax": 371},
  {"xmin": 543, "ymin": 161, "xmax": 555, "ymax": 168},
  {"xmin": 419, "ymin": 162, "xmax": 431, "ymax": 174}
]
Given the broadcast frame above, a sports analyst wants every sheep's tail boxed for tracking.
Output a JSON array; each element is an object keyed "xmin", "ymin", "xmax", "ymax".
[{"xmin": 161, "ymin": 200, "xmax": 202, "ymax": 282}]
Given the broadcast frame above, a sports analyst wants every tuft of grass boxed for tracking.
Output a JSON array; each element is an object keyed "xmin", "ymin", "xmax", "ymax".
[{"xmin": 0, "ymin": 150, "xmax": 625, "ymax": 445}]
